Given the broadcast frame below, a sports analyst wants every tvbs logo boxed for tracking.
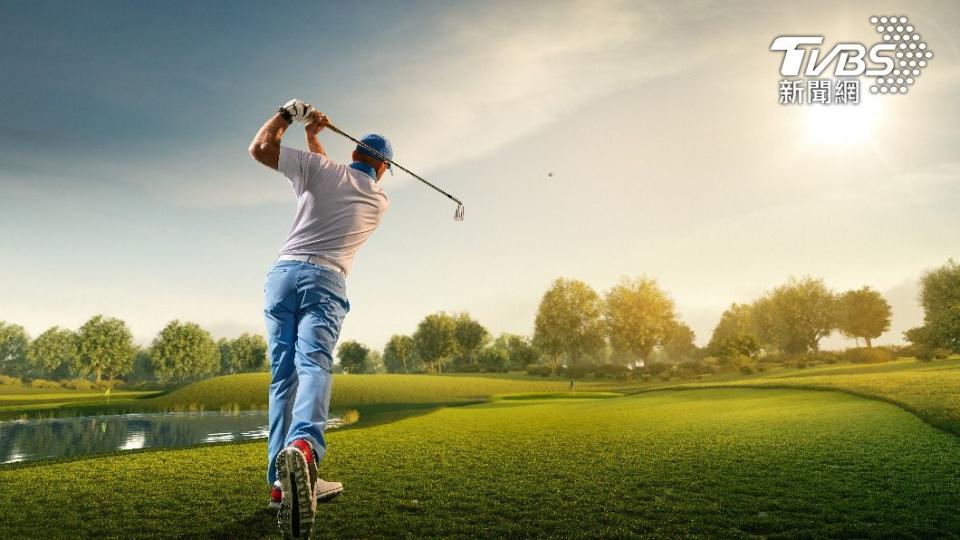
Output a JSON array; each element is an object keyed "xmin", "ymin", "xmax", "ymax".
[
  {"xmin": 771, "ymin": 36, "xmax": 894, "ymax": 77},
  {"xmin": 771, "ymin": 16, "xmax": 933, "ymax": 103}
]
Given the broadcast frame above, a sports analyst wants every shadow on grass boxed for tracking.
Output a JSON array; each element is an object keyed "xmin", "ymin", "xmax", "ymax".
[{"xmin": 187, "ymin": 508, "xmax": 277, "ymax": 539}]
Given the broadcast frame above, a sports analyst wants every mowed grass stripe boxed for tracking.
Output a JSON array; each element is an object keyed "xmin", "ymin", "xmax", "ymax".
[{"xmin": 1, "ymin": 388, "xmax": 958, "ymax": 538}]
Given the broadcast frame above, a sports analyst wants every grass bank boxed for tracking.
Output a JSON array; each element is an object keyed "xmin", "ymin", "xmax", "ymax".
[{"xmin": 665, "ymin": 357, "xmax": 960, "ymax": 435}]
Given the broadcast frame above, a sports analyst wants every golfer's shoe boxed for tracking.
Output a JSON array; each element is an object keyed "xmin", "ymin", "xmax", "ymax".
[
  {"xmin": 315, "ymin": 478, "xmax": 344, "ymax": 502},
  {"xmin": 276, "ymin": 439, "xmax": 317, "ymax": 539},
  {"xmin": 269, "ymin": 479, "xmax": 342, "ymax": 510}
]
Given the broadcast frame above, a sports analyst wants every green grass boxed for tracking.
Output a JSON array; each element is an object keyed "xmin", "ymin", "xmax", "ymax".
[
  {"xmin": 144, "ymin": 372, "xmax": 621, "ymax": 417},
  {"xmin": 667, "ymin": 357, "xmax": 960, "ymax": 435},
  {"xmin": 2, "ymin": 388, "xmax": 958, "ymax": 538}
]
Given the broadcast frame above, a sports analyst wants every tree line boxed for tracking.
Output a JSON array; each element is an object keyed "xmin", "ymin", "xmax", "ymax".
[
  {"xmin": 334, "ymin": 312, "xmax": 538, "ymax": 374},
  {"xmin": 0, "ymin": 316, "xmax": 268, "ymax": 386},
  {"xmin": 3, "ymin": 259, "xmax": 957, "ymax": 384}
]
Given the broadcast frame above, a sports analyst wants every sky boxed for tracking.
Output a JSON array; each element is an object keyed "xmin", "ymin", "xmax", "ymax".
[{"xmin": 1, "ymin": 0, "xmax": 958, "ymax": 351}]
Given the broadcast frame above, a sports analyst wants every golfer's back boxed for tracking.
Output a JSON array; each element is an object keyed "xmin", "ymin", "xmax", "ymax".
[{"xmin": 277, "ymin": 146, "xmax": 389, "ymax": 276}]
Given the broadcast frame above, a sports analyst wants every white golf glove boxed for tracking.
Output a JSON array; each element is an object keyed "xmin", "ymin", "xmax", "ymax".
[{"xmin": 282, "ymin": 98, "xmax": 315, "ymax": 124}]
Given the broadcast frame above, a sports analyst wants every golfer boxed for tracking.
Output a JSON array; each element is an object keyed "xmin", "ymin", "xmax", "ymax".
[{"xmin": 248, "ymin": 98, "xmax": 391, "ymax": 537}]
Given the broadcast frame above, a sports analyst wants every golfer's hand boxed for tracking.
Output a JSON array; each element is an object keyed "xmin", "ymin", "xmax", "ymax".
[
  {"xmin": 282, "ymin": 98, "xmax": 315, "ymax": 124},
  {"xmin": 305, "ymin": 110, "xmax": 328, "ymax": 137}
]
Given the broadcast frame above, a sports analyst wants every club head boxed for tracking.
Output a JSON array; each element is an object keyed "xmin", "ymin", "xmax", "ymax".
[{"xmin": 454, "ymin": 204, "xmax": 465, "ymax": 222}]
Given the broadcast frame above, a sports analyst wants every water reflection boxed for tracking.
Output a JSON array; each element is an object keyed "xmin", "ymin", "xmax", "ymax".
[{"xmin": 0, "ymin": 411, "xmax": 349, "ymax": 464}]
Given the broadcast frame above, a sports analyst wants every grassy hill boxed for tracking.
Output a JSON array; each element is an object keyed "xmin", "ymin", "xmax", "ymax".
[{"xmin": 665, "ymin": 357, "xmax": 960, "ymax": 435}]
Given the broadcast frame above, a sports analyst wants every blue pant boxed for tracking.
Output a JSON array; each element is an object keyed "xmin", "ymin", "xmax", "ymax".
[{"xmin": 263, "ymin": 260, "xmax": 349, "ymax": 485}]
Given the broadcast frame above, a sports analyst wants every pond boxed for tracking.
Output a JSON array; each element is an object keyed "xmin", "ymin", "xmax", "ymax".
[{"xmin": 0, "ymin": 410, "xmax": 350, "ymax": 464}]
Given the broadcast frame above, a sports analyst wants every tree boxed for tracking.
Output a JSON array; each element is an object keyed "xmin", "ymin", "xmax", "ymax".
[
  {"xmin": 129, "ymin": 347, "xmax": 155, "ymax": 384},
  {"xmin": 906, "ymin": 259, "xmax": 960, "ymax": 353},
  {"xmin": 0, "ymin": 322, "xmax": 30, "ymax": 377},
  {"xmin": 365, "ymin": 350, "xmax": 385, "ymax": 374},
  {"xmin": 413, "ymin": 312, "xmax": 458, "ymax": 374},
  {"xmin": 604, "ymin": 277, "xmax": 676, "ymax": 365},
  {"xmin": 754, "ymin": 277, "xmax": 837, "ymax": 355},
  {"xmin": 708, "ymin": 303, "xmax": 762, "ymax": 359},
  {"xmin": 78, "ymin": 315, "xmax": 136, "ymax": 383},
  {"xmin": 533, "ymin": 278, "xmax": 605, "ymax": 368},
  {"xmin": 478, "ymin": 347, "xmax": 510, "ymax": 372},
  {"xmin": 219, "ymin": 333, "xmax": 268, "ymax": 374},
  {"xmin": 27, "ymin": 326, "xmax": 79, "ymax": 379},
  {"xmin": 337, "ymin": 340, "xmax": 370, "ymax": 374},
  {"xmin": 661, "ymin": 320, "xmax": 697, "ymax": 363},
  {"xmin": 452, "ymin": 313, "xmax": 489, "ymax": 367},
  {"xmin": 384, "ymin": 334, "xmax": 417, "ymax": 373},
  {"xmin": 837, "ymin": 287, "xmax": 892, "ymax": 348},
  {"xmin": 492, "ymin": 333, "xmax": 539, "ymax": 370},
  {"xmin": 149, "ymin": 320, "xmax": 219, "ymax": 383}
]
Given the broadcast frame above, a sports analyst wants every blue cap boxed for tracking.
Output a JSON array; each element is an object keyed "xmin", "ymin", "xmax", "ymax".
[{"xmin": 356, "ymin": 134, "xmax": 394, "ymax": 164}]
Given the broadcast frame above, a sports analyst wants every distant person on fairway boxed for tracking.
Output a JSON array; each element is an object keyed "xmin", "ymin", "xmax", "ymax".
[{"xmin": 249, "ymin": 98, "xmax": 391, "ymax": 537}]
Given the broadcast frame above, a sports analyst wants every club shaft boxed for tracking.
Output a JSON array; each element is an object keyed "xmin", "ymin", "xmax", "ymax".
[{"xmin": 325, "ymin": 123, "xmax": 463, "ymax": 205}]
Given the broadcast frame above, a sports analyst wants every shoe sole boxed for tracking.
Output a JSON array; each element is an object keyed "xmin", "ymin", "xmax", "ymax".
[
  {"xmin": 276, "ymin": 448, "xmax": 316, "ymax": 539},
  {"xmin": 317, "ymin": 485, "xmax": 344, "ymax": 502}
]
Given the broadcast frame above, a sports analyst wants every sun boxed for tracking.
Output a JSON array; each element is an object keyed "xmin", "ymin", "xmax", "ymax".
[{"xmin": 803, "ymin": 93, "xmax": 883, "ymax": 147}]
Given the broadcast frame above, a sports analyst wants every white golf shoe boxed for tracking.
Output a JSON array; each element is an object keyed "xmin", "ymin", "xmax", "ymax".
[
  {"xmin": 269, "ymin": 478, "xmax": 344, "ymax": 510},
  {"xmin": 314, "ymin": 478, "xmax": 344, "ymax": 502}
]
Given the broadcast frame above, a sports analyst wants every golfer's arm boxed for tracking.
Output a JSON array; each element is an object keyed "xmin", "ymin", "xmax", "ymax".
[
  {"xmin": 248, "ymin": 113, "xmax": 290, "ymax": 170},
  {"xmin": 306, "ymin": 133, "xmax": 327, "ymax": 157}
]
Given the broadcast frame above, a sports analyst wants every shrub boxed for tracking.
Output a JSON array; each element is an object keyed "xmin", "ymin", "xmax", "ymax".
[
  {"xmin": 739, "ymin": 365, "xmax": 754, "ymax": 375},
  {"xmin": 456, "ymin": 363, "xmax": 482, "ymax": 373},
  {"xmin": 818, "ymin": 351, "xmax": 841, "ymax": 364},
  {"xmin": 0, "ymin": 374, "xmax": 21, "ymax": 386},
  {"xmin": 676, "ymin": 360, "xmax": 710, "ymax": 378},
  {"xmin": 63, "ymin": 378, "xmax": 95, "ymax": 391},
  {"xmin": 29, "ymin": 378, "xmax": 61, "ymax": 389},
  {"xmin": 593, "ymin": 363, "xmax": 632, "ymax": 379},
  {"xmin": 525, "ymin": 364, "xmax": 552, "ymax": 377},
  {"xmin": 841, "ymin": 347, "xmax": 895, "ymax": 364},
  {"xmin": 645, "ymin": 362, "xmax": 670, "ymax": 376},
  {"xmin": 566, "ymin": 364, "xmax": 592, "ymax": 379},
  {"xmin": 934, "ymin": 348, "xmax": 953, "ymax": 360}
]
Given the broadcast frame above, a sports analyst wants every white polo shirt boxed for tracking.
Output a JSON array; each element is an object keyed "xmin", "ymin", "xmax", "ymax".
[{"xmin": 277, "ymin": 146, "xmax": 389, "ymax": 277}]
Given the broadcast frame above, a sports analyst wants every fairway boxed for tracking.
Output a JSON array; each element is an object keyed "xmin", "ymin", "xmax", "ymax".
[{"xmin": 2, "ymin": 388, "xmax": 958, "ymax": 538}]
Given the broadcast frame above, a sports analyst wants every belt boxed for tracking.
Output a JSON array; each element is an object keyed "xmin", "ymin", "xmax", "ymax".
[{"xmin": 277, "ymin": 254, "xmax": 346, "ymax": 278}]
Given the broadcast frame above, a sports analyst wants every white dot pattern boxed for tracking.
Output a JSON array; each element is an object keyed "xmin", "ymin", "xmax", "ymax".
[{"xmin": 871, "ymin": 15, "xmax": 932, "ymax": 95}]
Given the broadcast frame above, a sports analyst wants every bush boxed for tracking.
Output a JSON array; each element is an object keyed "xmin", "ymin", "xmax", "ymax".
[
  {"xmin": 62, "ymin": 378, "xmax": 95, "ymax": 391},
  {"xmin": 676, "ymin": 360, "xmax": 710, "ymax": 378},
  {"xmin": 29, "ymin": 378, "xmax": 61, "ymax": 389},
  {"xmin": 739, "ymin": 365, "xmax": 754, "ymax": 375},
  {"xmin": 818, "ymin": 351, "xmax": 841, "ymax": 364},
  {"xmin": 562, "ymin": 364, "xmax": 592, "ymax": 379},
  {"xmin": 644, "ymin": 362, "xmax": 670, "ymax": 377},
  {"xmin": 525, "ymin": 364, "xmax": 552, "ymax": 377},
  {"xmin": 934, "ymin": 348, "xmax": 953, "ymax": 360},
  {"xmin": 0, "ymin": 374, "xmax": 21, "ymax": 386},
  {"xmin": 841, "ymin": 347, "xmax": 895, "ymax": 364},
  {"xmin": 593, "ymin": 363, "xmax": 632, "ymax": 379}
]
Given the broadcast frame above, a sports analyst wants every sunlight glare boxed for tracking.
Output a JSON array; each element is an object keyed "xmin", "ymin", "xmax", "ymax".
[{"xmin": 803, "ymin": 93, "xmax": 883, "ymax": 147}]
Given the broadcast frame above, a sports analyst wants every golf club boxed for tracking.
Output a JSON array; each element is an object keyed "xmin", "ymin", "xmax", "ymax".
[{"xmin": 325, "ymin": 122, "xmax": 465, "ymax": 222}]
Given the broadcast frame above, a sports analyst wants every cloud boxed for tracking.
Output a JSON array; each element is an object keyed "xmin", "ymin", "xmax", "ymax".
[{"xmin": 366, "ymin": 1, "xmax": 718, "ymax": 171}]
